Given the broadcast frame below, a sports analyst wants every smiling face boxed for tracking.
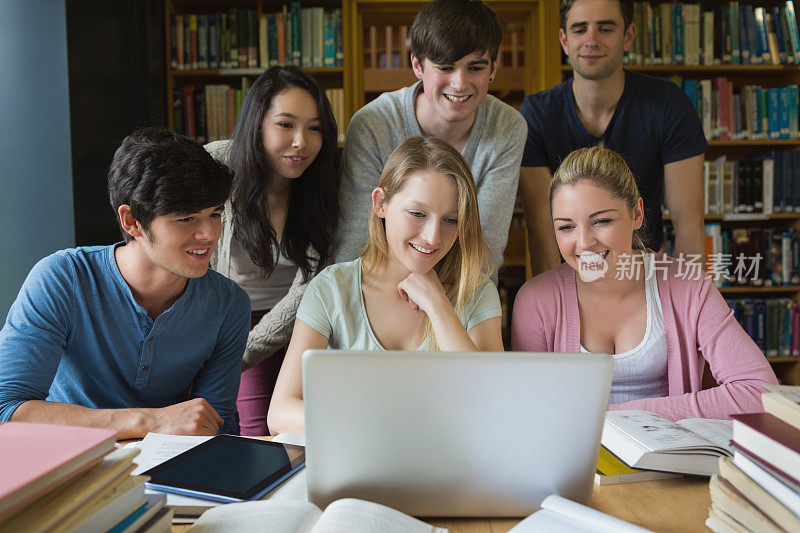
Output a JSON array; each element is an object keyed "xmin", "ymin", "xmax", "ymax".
[
  {"xmin": 411, "ymin": 50, "xmax": 496, "ymax": 127},
  {"xmin": 137, "ymin": 205, "xmax": 224, "ymax": 279},
  {"xmin": 551, "ymin": 180, "xmax": 643, "ymax": 282},
  {"xmin": 374, "ymin": 171, "xmax": 460, "ymax": 276},
  {"xmin": 559, "ymin": 0, "xmax": 634, "ymax": 81},
  {"xmin": 261, "ymin": 87, "xmax": 323, "ymax": 182}
]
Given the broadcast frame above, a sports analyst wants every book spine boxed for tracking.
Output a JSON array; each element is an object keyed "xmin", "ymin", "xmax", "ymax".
[
  {"xmin": 209, "ymin": 15, "xmax": 220, "ymax": 69},
  {"xmin": 785, "ymin": 1, "xmax": 800, "ymax": 62},
  {"xmin": 730, "ymin": 1, "xmax": 741, "ymax": 64},
  {"xmin": 197, "ymin": 15, "xmax": 208, "ymax": 70},
  {"xmin": 673, "ymin": 4, "xmax": 684, "ymax": 63},
  {"xmin": 334, "ymin": 8, "xmax": 343, "ymax": 66},
  {"xmin": 259, "ymin": 12, "xmax": 268, "ymax": 68},
  {"xmin": 324, "ymin": 11, "xmax": 335, "ymax": 67},
  {"xmin": 313, "ymin": 7, "xmax": 324, "ymax": 68},
  {"xmin": 291, "ymin": 2, "xmax": 302, "ymax": 66},
  {"xmin": 660, "ymin": 2, "xmax": 672, "ymax": 64}
]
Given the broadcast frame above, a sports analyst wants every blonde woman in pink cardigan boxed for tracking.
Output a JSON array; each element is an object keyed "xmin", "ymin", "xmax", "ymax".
[{"xmin": 511, "ymin": 144, "xmax": 777, "ymax": 421}]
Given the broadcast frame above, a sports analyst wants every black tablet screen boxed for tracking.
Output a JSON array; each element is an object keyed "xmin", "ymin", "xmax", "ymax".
[{"xmin": 145, "ymin": 436, "xmax": 304, "ymax": 498}]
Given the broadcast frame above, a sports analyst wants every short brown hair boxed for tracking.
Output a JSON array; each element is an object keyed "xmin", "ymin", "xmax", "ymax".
[
  {"xmin": 560, "ymin": 0, "xmax": 633, "ymax": 31},
  {"xmin": 410, "ymin": 0, "xmax": 502, "ymax": 65}
]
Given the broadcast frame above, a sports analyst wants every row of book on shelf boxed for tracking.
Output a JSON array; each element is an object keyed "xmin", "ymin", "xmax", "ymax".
[
  {"xmin": 707, "ymin": 386, "xmax": 800, "ymax": 532},
  {"xmin": 622, "ymin": 1, "xmax": 800, "ymax": 66},
  {"xmin": 170, "ymin": 4, "xmax": 343, "ymax": 71},
  {"xmin": 677, "ymin": 77, "xmax": 799, "ymax": 141},
  {"xmin": 173, "ymin": 82, "xmax": 346, "ymax": 144},
  {"xmin": 727, "ymin": 297, "xmax": 800, "ymax": 357},
  {"xmin": 663, "ymin": 225, "xmax": 799, "ymax": 287},
  {"xmin": 0, "ymin": 423, "xmax": 171, "ymax": 532},
  {"xmin": 701, "ymin": 151, "xmax": 800, "ymax": 215}
]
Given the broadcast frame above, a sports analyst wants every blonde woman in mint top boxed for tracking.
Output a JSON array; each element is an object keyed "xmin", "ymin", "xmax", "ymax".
[
  {"xmin": 511, "ymin": 144, "xmax": 777, "ymax": 421},
  {"xmin": 206, "ymin": 65, "xmax": 340, "ymax": 436},
  {"xmin": 268, "ymin": 137, "xmax": 504, "ymax": 435}
]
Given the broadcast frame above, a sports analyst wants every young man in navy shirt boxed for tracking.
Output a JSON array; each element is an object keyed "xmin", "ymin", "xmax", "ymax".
[
  {"xmin": 0, "ymin": 128, "xmax": 250, "ymax": 438},
  {"xmin": 520, "ymin": 0, "xmax": 708, "ymax": 275}
]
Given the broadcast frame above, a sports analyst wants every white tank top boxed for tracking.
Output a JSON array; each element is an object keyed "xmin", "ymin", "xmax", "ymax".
[
  {"xmin": 581, "ymin": 253, "xmax": 669, "ymax": 404},
  {"xmin": 229, "ymin": 236, "xmax": 298, "ymax": 312}
]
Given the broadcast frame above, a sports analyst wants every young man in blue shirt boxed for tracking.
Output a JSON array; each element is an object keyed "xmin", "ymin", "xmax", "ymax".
[
  {"xmin": 520, "ymin": 0, "xmax": 708, "ymax": 275},
  {"xmin": 0, "ymin": 128, "xmax": 250, "ymax": 438}
]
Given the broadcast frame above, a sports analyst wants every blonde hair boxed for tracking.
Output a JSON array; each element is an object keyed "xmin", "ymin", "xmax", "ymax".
[
  {"xmin": 361, "ymin": 136, "xmax": 492, "ymax": 350},
  {"xmin": 549, "ymin": 144, "xmax": 647, "ymax": 251}
]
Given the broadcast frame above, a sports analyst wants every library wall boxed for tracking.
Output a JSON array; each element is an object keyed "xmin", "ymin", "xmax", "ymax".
[{"xmin": 0, "ymin": 0, "xmax": 75, "ymax": 317}]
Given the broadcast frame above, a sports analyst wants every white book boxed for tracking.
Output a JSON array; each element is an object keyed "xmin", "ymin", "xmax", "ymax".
[
  {"xmin": 508, "ymin": 495, "xmax": 652, "ymax": 532},
  {"xmin": 602, "ymin": 410, "xmax": 733, "ymax": 476},
  {"xmin": 187, "ymin": 498, "xmax": 447, "ymax": 533},
  {"xmin": 763, "ymin": 157, "xmax": 775, "ymax": 214}
]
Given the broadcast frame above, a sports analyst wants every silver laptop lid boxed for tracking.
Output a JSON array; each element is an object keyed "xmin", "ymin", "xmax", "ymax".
[{"xmin": 303, "ymin": 350, "xmax": 613, "ymax": 517}]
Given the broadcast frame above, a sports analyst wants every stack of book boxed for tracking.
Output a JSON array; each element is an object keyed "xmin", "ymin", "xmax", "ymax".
[
  {"xmin": 707, "ymin": 386, "xmax": 800, "ymax": 532},
  {"xmin": 0, "ymin": 422, "xmax": 172, "ymax": 532}
]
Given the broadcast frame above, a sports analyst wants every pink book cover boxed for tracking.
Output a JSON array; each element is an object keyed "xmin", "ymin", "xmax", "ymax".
[{"xmin": 0, "ymin": 422, "xmax": 116, "ymax": 521}]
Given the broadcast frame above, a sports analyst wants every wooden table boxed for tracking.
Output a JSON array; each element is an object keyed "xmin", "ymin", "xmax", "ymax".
[{"xmin": 171, "ymin": 476, "xmax": 711, "ymax": 532}]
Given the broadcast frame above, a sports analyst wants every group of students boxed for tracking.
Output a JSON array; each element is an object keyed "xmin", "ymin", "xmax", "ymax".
[{"xmin": 0, "ymin": 0, "xmax": 780, "ymax": 441}]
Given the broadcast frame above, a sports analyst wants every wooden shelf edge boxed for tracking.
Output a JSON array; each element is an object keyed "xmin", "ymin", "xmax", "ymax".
[
  {"xmin": 171, "ymin": 67, "xmax": 344, "ymax": 77},
  {"xmin": 766, "ymin": 357, "xmax": 800, "ymax": 363},
  {"xmin": 719, "ymin": 285, "xmax": 800, "ymax": 294},
  {"xmin": 561, "ymin": 64, "xmax": 800, "ymax": 72}
]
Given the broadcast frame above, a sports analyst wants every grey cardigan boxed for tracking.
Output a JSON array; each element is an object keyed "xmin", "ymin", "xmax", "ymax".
[{"xmin": 206, "ymin": 140, "xmax": 314, "ymax": 370}]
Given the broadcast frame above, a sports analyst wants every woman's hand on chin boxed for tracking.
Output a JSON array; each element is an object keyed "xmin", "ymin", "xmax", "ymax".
[{"xmin": 397, "ymin": 270, "xmax": 450, "ymax": 314}]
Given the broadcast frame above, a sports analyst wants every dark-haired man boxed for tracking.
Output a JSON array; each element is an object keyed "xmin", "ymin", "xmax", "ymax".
[
  {"xmin": 334, "ymin": 0, "xmax": 527, "ymax": 278},
  {"xmin": 0, "ymin": 128, "xmax": 250, "ymax": 438},
  {"xmin": 520, "ymin": 0, "xmax": 708, "ymax": 275}
]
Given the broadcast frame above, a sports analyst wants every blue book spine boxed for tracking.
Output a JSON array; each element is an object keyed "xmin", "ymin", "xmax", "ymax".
[
  {"xmin": 745, "ymin": 6, "xmax": 761, "ymax": 64},
  {"xmin": 785, "ymin": 1, "xmax": 800, "ymax": 62},
  {"xmin": 209, "ymin": 15, "xmax": 219, "ymax": 68},
  {"xmin": 792, "ymin": 151, "xmax": 800, "ymax": 212},
  {"xmin": 683, "ymin": 79, "xmax": 699, "ymax": 110},
  {"xmin": 754, "ymin": 7, "xmax": 771, "ymax": 62},
  {"xmin": 334, "ymin": 8, "xmax": 343, "ymax": 67},
  {"xmin": 290, "ymin": 1, "xmax": 302, "ymax": 66},
  {"xmin": 673, "ymin": 4, "xmax": 684, "ymax": 63},
  {"xmin": 769, "ymin": 88, "xmax": 782, "ymax": 139},
  {"xmin": 323, "ymin": 11, "xmax": 335, "ymax": 67},
  {"xmin": 268, "ymin": 14, "xmax": 278, "ymax": 66},
  {"xmin": 739, "ymin": 3, "xmax": 751, "ymax": 64},
  {"xmin": 730, "ymin": 2, "xmax": 741, "ymax": 64},
  {"xmin": 772, "ymin": 7, "xmax": 788, "ymax": 62},
  {"xmin": 789, "ymin": 85, "xmax": 799, "ymax": 138},
  {"xmin": 781, "ymin": 86, "xmax": 791, "ymax": 139},
  {"xmin": 755, "ymin": 299, "xmax": 767, "ymax": 350}
]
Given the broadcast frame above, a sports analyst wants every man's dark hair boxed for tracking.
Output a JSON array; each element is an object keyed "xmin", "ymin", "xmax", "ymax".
[
  {"xmin": 560, "ymin": 0, "xmax": 633, "ymax": 31},
  {"xmin": 107, "ymin": 127, "xmax": 232, "ymax": 242},
  {"xmin": 409, "ymin": 0, "xmax": 502, "ymax": 65}
]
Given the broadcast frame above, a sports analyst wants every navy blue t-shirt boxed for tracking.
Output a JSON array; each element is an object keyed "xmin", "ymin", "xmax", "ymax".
[{"xmin": 519, "ymin": 70, "xmax": 708, "ymax": 251}]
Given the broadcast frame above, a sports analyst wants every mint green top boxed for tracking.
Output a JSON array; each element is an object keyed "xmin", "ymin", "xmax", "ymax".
[{"xmin": 296, "ymin": 258, "xmax": 502, "ymax": 350}]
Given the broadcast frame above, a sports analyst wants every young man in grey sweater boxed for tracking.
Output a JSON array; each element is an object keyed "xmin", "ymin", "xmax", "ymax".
[{"xmin": 334, "ymin": 0, "xmax": 527, "ymax": 279}]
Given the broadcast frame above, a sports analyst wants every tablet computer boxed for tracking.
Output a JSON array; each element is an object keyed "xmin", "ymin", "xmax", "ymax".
[{"xmin": 142, "ymin": 435, "xmax": 305, "ymax": 503}]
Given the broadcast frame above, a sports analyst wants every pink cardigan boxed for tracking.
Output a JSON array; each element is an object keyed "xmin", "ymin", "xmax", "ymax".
[{"xmin": 511, "ymin": 260, "xmax": 778, "ymax": 421}]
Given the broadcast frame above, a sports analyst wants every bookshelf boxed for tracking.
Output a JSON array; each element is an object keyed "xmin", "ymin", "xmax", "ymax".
[
  {"xmin": 564, "ymin": 0, "xmax": 800, "ymax": 384},
  {"xmin": 163, "ymin": 0, "xmax": 350, "ymax": 144}
]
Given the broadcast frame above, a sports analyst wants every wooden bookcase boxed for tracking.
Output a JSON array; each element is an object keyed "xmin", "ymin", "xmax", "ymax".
[{"xmin": 555, "ymin": 0, "xmax": 800, "ymax": 384}]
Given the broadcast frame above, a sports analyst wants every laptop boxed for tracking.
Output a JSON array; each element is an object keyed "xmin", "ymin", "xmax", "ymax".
[{"xmin": 302, "ymin": 350, "xmax": 613, "ymax": 517}]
